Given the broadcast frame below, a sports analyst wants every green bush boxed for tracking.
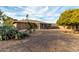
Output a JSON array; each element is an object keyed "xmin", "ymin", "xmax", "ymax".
[
  {"xmin": 26, "ymin": 22, "xmax": 38, "ymax": 33},
  {"xmin": 0, "ymin": 26, "xmax": 29, "ymax": 40},
  {"xmin": 56, "ymin": 9, "xmax": 79, "ymax": 31}
]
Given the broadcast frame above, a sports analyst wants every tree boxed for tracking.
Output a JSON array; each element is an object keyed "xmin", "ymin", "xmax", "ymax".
[
  {"xmin": 56, "ymin": 9, "xmax": 79, "ymax": 31},
  {"xmin": 25, "ymin": 14, "xmax": 37, "ymax": 33},
  {"xmin": 31, "ymin": 23, "xmax": 38, "ymax": 31},
  {"xmin": 3, "ymin": 16, "xmax": 14, "ymax": 27},
  {"xmin": 0, "ymin": 10, "xmax": 14, "ymax": 27}
]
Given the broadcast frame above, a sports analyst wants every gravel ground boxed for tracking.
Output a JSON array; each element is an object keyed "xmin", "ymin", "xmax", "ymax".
[{"xmin": 0, "ymin": 29, "xmax": 79, "ymax": 52}]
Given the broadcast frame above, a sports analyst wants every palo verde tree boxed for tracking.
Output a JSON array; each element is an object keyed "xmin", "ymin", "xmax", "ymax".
[
  {"xmin": 56, "ymin": 9, "xmax": 79, "ymax": 31},
  {"xmin": 30, "ymin": 23, "xmax": 38, "ymax": 31},
  {"xmin": 0, "ymin": 10, "xmax": 14, "ymax": 27},
  {"xmin": 3, "ymin": 16, "xmax": 14, "ymax": 27},
  {"xmin": 25, "ymin": 14, "xmax": 38, "ymax": 33}
]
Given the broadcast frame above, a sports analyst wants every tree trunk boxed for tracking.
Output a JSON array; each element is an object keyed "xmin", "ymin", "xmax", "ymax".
[{"xmin": 75, "ymin": 24, "xmax": 78, "ymax": 31}]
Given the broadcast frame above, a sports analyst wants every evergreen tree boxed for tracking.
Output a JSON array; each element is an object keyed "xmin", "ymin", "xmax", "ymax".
[{"xmin": 56, "ymin": 9, "xmax": 79, "ymax": 31}]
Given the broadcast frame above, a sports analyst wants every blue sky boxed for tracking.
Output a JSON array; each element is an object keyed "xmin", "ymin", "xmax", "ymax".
[{"xmin": 0, "ymin": 6, "xmax": 79, "ymax": 23}]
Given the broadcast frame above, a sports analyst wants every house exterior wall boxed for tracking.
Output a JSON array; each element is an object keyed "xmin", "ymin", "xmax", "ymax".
[
  {"xmin": 13, "ymin": 23, "xmax": 17, "ymax": 28},
  {"xmin": 40, "ymin": 23, "xmax": 53, "ymax": 29},
  {"xmin": 36, "ymin": 23, "xmax": 40, "ymax": 29},
  {"xmin": 13, "ymin": 22, "xmax": 27, "ymax": 30},
  {"xmin": 13, "ymin": 21, "xmax": 54, "ymax": 30}
]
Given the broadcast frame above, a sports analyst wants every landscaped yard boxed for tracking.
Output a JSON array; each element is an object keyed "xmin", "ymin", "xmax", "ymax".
[{"xmin": 0, "ymin": 29, "xmax": 79, "ymax": 52}]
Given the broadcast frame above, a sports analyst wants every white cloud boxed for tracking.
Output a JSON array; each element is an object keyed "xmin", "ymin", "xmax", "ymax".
[
  {"xmin": 17, "ymin": 6, "xmax": 59, "ymax": 23},
  {"xmin": 4, "ymin": 11, "xmax": 16, "ymax": 17},
  {"xmin": 0, "ymin": 6, "xmax": 63, "ymax": 23},
  {"xmin": 37, "ymin": 7, "xmax": 49, "ymax": 14}
]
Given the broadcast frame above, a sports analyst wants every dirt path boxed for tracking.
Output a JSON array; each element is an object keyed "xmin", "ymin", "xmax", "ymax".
[{"xmin": 0, "ymin": 29, "xmax": 79, "ymax": 52}]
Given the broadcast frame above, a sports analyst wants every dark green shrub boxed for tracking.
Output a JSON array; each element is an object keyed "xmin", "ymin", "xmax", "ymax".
[
  {"xmin": 0, "ymin": 26, "xmax": 29, "ymax": 40},
  {"xmin": 26, "ymin": 22, "xmax": 37, "ymax": 33},
  {"xmin": 15, "ymin": 32, "xmax": 29, "ymax": 40}
]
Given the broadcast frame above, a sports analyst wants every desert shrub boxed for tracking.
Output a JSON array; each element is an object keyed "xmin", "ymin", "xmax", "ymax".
[
  {"xmin": 15, "ymin": 32, "xmax": 29, "ymax": 40},
  {"xmin": 26, "ymin": 22, "xmax": 38, "ymax": 33},
  {"xmin": 0, "ymin": 26, "xmax": 29, "ymax": 40}
]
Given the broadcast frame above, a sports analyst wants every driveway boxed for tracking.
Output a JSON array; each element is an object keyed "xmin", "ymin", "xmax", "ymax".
[{"xmin": 0, "ymin": 29, "xmax": 79, "ymax": 52}]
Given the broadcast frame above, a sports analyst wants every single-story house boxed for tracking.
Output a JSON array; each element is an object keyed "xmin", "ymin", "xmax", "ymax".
[{"xmin": 13, "ymin": 20, "xmax": 56, "ymax": 30}]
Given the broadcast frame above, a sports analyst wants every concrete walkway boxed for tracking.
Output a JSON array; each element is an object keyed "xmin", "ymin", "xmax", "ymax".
[{"xmin": 0, "ymin": 29, "xmax": 79, "ymax": 52}]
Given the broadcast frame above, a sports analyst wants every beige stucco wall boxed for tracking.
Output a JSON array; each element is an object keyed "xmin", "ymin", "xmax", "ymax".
[{"xmin": 13, "ymin": 23, "xmax": 17, "ymax": 28}]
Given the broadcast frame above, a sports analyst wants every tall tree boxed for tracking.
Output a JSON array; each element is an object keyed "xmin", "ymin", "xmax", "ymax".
[
  {"xmin": 0, "ymin": 10, "xmax": 14, "ymax": 27},
  {"xmin": 3, "ymin": 16, "xmax": 14, "ymax": 26},
  {"xmin": 56, "ymin": 9, "xmax": 79, "ymax": 31}
]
